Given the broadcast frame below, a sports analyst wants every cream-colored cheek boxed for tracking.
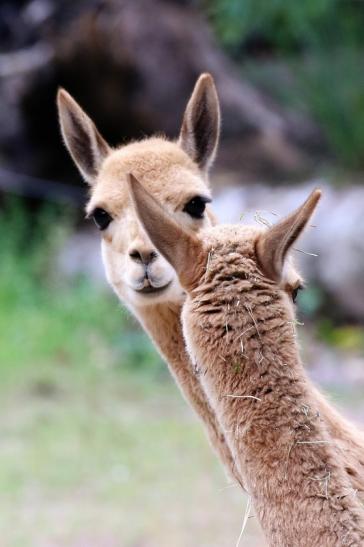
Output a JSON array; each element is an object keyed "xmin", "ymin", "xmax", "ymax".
[
  {"xmin": 108, "ymin": 220, "xmax": 130, "ymax": 254},
  {"xmin": 148, "ymin": 256, "xmax": 175, "ymax": 282},
  {"xmin": 101, "ymin": 239, "xmax": 126, "ymax": 286},
  {"xmin": 101, "ymin": 241, "xmax": 116, "ymax": 285}
]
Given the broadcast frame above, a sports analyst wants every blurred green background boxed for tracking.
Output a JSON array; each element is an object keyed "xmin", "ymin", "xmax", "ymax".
[
  {"xmin": 208, "ymin": 0, "xmax": 364, "ymax": 168},
  {"xmin": 1, "ymin": 1, "xmax": 364, "ymax": 545}
]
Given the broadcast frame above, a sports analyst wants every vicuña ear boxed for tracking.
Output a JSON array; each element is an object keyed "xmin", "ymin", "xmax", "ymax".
[
  {"xmin": 256, "ymin": 189, "xmax": 322, "ymax": 281},
  {"xmin": 57, "ymin": 89, "xmax": 111, "ymax": 185},
  {"xmin": 127, "ymin": 174, "xmax": 205, "ymax": 289},
  {"xmin": 178, "ymin": 73, "xmax": 220, "ymax": 171}
]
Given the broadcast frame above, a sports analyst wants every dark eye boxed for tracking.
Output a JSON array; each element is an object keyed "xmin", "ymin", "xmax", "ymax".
[
  {"xmin": 183, "ymin": 196, "xmax": 211, "ymax": 219},
  {"xmin": 292, "ymin": 285, "xmax": 303, "ymax": 304},
  {"xmin": 92, "ymin": 208, "xmax": 112, "ymax": 230}
]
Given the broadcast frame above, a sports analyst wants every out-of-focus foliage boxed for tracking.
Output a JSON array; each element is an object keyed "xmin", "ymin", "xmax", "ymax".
[
  {"xmin": 0, "ymin": 200, "xmax": 254, "ymax": 547},
  {"xmin": 0, "ymin": 199, "xmax": 164, "ymax": 384},
  {"xmin": 240, "ymin": 50, "xmax": 364, "ymax": 169},
  {"xmin": 318, "ymin": 320, "xmax": 364, "ymax": 352},
  {"xmin": 207, "ymin": 0, "xmax": 364, "ymax": 53},
  {"xmin": 296, "ymin": 285, "xmax": 324, "ymax": 318},
  {"xmin": 205, "ymin": 0, "xmax": 364, "ymax": 169}
]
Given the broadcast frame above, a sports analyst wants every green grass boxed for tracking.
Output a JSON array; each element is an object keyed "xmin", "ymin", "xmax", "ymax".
[
  {"xmin": 0, "ymin": 363, "xmax": 253, "ymax": 547},
  {"xmin": 0, "ymin": 202, "xmax": 262, "ymax": 546},
  {"xmin": 2, "ymin": 200, "xmax": 364, "ymax": 545},
  {"xmin": 0, "ymin": 201, "xmax": 163, "ymax": 382}
]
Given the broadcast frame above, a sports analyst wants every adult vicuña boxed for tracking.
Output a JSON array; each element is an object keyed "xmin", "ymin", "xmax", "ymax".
[
  {"xmin": 57, "ymin": 74, "xmax": 364, "ymax": 494},
  {"xmin": 57, "ymin": 74, "xmax": 243, "ymax": 484},
  {"xmin": 129, "ymin": 176, "xmax": 364, "ymax": 545}
]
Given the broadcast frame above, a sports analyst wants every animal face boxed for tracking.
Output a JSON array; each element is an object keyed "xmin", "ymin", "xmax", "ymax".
[
  {"xmin": 127, "ymin": 174, "xmax": 320, "ymax": 315},
  {"xmin": 86, "ymin": 138, "xmax": 215, "ymax": 307},
  {"xmin": 57, "ymin": 73, "xmax": 220, "ymax": 310},
  {"xmin": 128, "ymin": 177, "xmax": 320, "ymax": 374}
]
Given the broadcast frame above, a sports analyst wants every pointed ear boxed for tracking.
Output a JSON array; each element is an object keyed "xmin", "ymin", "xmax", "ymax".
[
  {"xmin": 256, "ymin": 189, "xmax": 322, "ymax": 281},
  {"xmin": 178, "ymin": 73, "xmax": 220, "ymax": 171},
  {"xmin": 57, "ymin": 88, "xmax": 111, "ymax": 185},
  {"xmin": 127, "ymin": 174, "xmax": 205, "ymax": 289}
]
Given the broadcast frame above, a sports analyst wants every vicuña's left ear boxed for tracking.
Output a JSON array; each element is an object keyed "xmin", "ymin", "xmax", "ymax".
[
  {"xmin": 178, "ymin": 73, "xmax": 220, "ymax": 171},
  {"xmin": 256, "ymin": 189, "xmax": 322, "ymax": 282},
  {"xmin": 127, "ymin": 174, "xmax": 206, "ymax": 289},
  {"xmin": 57, "ymin": 88, "xmax": 110, "ymax": 185}
]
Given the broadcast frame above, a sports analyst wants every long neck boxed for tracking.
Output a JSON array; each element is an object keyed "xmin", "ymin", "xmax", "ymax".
[
  {"xmin": 186, "ymin": 286, "xmax": 364, "ymax": 545},
  {"xmin": 132, "ymin": 301, "xmax": 244, "ymax": 486}
]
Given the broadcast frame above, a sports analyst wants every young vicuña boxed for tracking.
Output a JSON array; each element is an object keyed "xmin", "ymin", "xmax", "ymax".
[
  {"xmin": 129, "ymin": 175, "xmax": 364, "ymax": 546},
  {"xmin": 57, "ymin": 74, "xmax": 244, "ymax": 484}
]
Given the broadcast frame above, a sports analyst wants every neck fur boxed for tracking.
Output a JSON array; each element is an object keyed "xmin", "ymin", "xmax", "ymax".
[
  {"xmin": 182, "ymin": 250, "xmax": 364, "ymax": 545},
  {"xmin": 133, "ymin": 301, "xmax": 245, "ymax": 486}
]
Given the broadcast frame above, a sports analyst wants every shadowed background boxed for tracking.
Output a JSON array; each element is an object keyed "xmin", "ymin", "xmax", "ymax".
[{"xmin": 0, "ymin": 1, "xmax": 363, "ymax": 545}]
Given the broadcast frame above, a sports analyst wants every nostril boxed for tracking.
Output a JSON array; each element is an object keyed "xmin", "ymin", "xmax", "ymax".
[
  {"xmin": 129, "ymin": 249, "xmax": 158, "ymax": 264},
  {"xmin": 129, "ymin": 249, "xmax": 142, "ymax": 262}
]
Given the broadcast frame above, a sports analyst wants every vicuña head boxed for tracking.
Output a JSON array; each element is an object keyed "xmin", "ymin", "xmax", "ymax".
[
  {"xmin": 57, "ymin": 74, "xmax": 220, "ymax": 309},
  {"xmin": 127, "ymin": 172, "xmax": 320, "ymax": 350}
]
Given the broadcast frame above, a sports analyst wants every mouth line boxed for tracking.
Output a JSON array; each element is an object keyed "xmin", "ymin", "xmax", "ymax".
[{"xmin": 134, "ymin": 281, "xmax": 172, "ymax": 295}]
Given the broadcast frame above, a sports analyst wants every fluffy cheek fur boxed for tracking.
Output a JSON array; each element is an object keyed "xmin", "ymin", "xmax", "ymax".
[{"xmin": 101, "ymin": 238, "xmax": 184, "ymax": 308}]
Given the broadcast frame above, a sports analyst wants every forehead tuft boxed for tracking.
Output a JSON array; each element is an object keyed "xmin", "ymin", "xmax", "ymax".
[
  {"xmin": 201, "ymin": 224, "xmax": 303, "ymax": 287},
  {"xmin": 104, "ymin": 137, "xmax": 196, "ymax": 175},
  {"xmin": 87, "ymin": 137, "xmax": 205, "ymax": 213},
  {"xmin": 202, "ymin": 224, "xmax": 263, "ymax": 254}
]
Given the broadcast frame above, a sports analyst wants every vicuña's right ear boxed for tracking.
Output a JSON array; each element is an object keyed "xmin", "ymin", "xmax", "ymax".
[
  {"xmin": 127, "ymin": 173, "xmax": 206, "ymax": 289},
  {"xmin": 256, "ymin": 189, "xmax": 322, "ymax": 282},
  {"xmin": 57, "ymin": 89, "xmax": 111, "ymax": 185},
  {"xmin": 178, "ymin": 73, "xmax": 220, "ymax": 172}
]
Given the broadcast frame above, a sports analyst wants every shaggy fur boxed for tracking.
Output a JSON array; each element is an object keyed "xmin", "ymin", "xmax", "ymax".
[
  {"xmin": 130, "ymin": 180, "xmax": 364, "ymax": 545},
  {"xmin": 57, "ymin": 74, "xmax": 364, "ymax": 497},
  {"xmin": 57, "ymin": 75, "xmax": 242, "ymax": 485}
]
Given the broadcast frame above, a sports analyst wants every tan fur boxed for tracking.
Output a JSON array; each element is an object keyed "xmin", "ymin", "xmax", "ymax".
[
  {"xmin": 58, "ymin": 74, "xmax": 364, "ymax": 502},
  {"xmin": 57, "ymin": 75, "xmax": 243, "ymax": 485},
  {"xmin": 130, "ymin": 184, "xmax": 364, "ymax": 545}
]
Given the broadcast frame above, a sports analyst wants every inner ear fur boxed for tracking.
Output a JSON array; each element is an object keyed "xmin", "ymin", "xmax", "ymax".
[
  {"xmin": 127, "ymin": 173, "xmax": 206, "ymax": 289},
  {"xmin": 57, "ymin": 88, "xmax": 110, "ymax": 185},
  {"xmin": 256, "ymin": 189, "xmax": 322, "ymax": 282},
  {"xmin": 178, "ymin": 73, "xmax": 220, "ymax": 171}
]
